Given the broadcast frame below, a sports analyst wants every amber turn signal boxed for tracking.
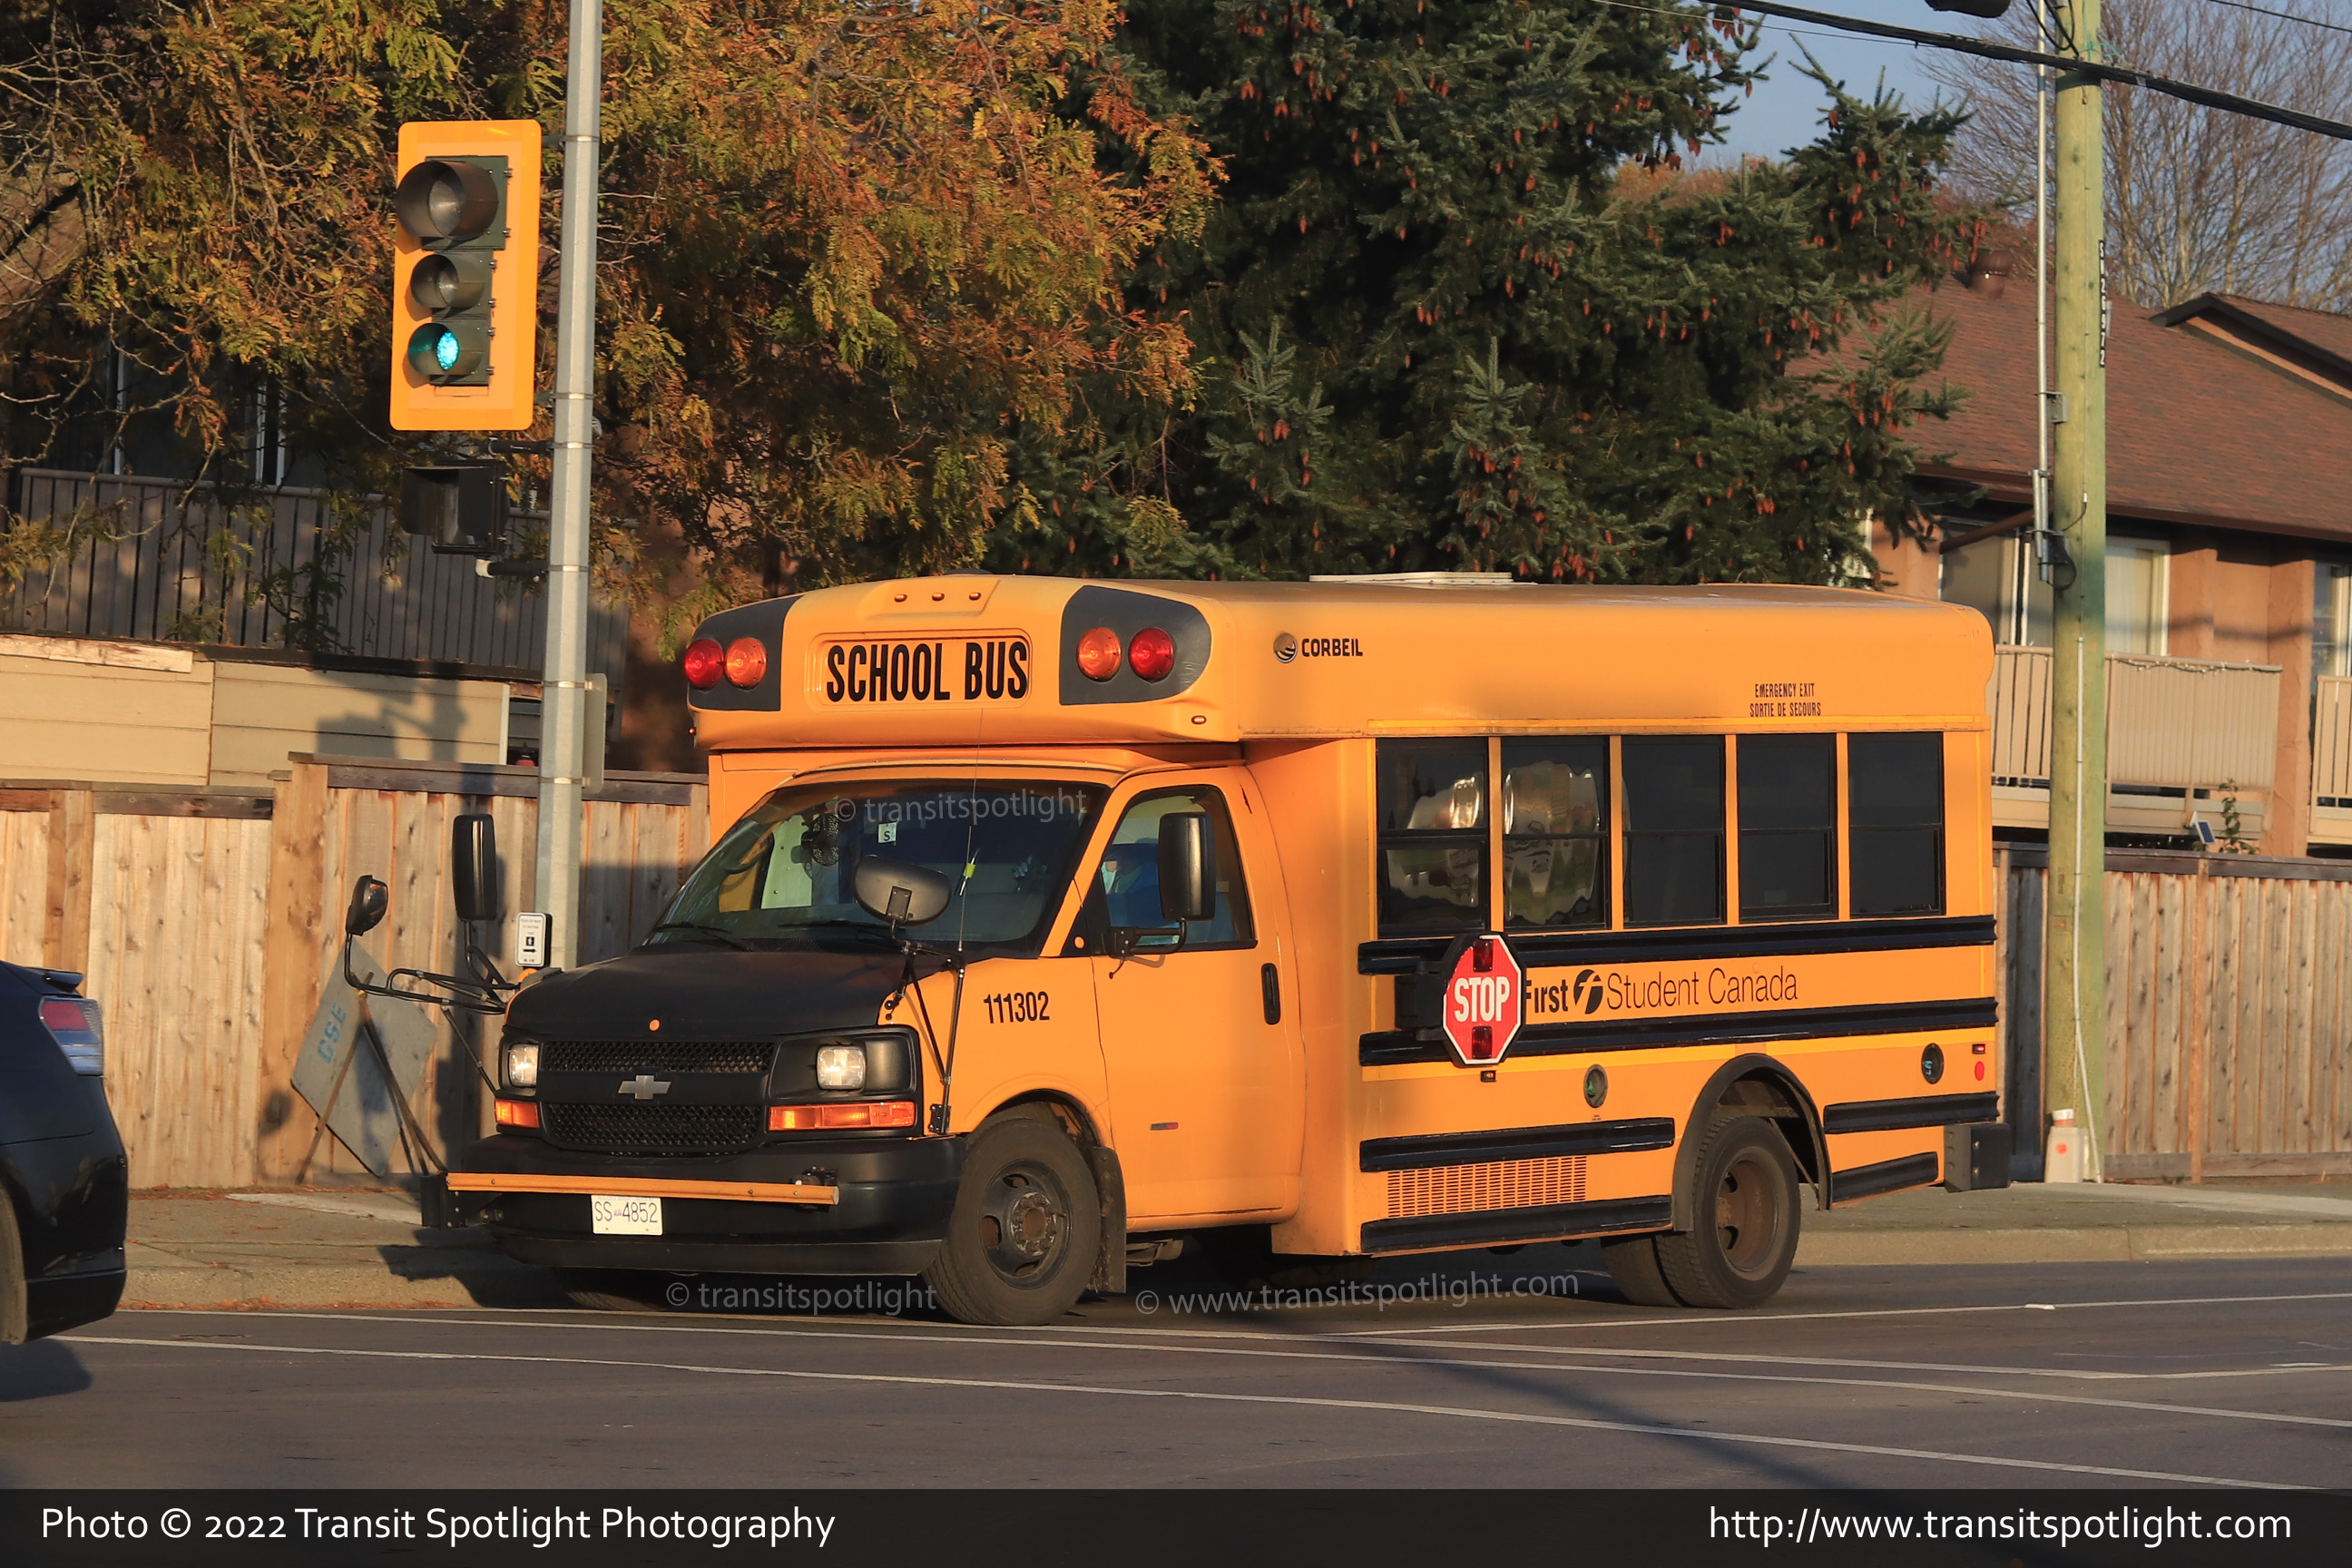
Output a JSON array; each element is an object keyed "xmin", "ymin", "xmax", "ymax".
[
  {"xmin": 494, "ymin": 1099, "xmax": 541, "ymax": 1129},
  {"xmin": 769, "ymin": 1102, "xmax": 918, "ymax": 1132},
  {"xmin": 724, "ymin": 636, "xmax": 768, "ymax": 688},
  {"xmin": 1075, "ymin": 626, "xmax": 1122, "ymax": 681}
]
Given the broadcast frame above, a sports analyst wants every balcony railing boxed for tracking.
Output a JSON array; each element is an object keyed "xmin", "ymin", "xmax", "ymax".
[{"xmin": 1987, "ymin": 648, "xmax": 2285, "ymax": 838}]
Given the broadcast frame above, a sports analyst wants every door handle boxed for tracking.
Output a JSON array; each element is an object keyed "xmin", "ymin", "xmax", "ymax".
[{"xmin": 1260, "ymin": 962, "xmax": 1281, "ymax": 1025}]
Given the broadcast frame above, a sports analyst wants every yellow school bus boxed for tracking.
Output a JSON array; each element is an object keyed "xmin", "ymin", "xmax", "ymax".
[{"xmin": 452, "ymin": 573, "xmax": 2006, "ymax": 1324}]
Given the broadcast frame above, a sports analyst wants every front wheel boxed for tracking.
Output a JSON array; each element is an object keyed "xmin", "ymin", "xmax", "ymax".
[
  {"xmin": 1651, "ymin": 1116, "xmax": 1802, "ymax": 1309},
  {"xmin": 924, "ymin": 1112, "xmax": 1102, "ymax": 1327}
]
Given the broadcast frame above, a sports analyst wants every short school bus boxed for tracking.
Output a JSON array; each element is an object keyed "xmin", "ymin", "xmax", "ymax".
[{"xmin": 454, "ymin": 575, "xmax": 2007, "ymax": 1324}]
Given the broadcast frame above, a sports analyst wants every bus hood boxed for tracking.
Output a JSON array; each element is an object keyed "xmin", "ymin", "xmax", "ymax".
[{"xmin": 505, "ymin": 946, "xmax": 943, "ymax": 1043}]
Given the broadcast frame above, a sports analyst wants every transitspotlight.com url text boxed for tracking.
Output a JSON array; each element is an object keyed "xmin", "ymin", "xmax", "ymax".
[
  {"xmin": 663, "ymin": 1279, "xmax": 937, "ymax": 1315},
  {"xmin": 1134, "ymin": 1272, "xmax": 1585, "ymax": 1314}
]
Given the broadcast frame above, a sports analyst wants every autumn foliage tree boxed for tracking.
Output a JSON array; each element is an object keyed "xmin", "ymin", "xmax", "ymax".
[{"xmin": 1, "ymin": 0, "xmax": 1214, "ymax": 631}]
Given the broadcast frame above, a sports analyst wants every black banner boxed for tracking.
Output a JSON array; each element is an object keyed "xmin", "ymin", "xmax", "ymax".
[{"xmin": 5, "ymin": 1490, "xmax": 2349, "ymax": 1567}]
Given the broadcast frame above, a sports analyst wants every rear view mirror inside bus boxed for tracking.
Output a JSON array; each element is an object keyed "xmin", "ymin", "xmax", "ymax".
[{"xmin": 853, "ymin": 857, "xmax": 952, "ymax": 928}]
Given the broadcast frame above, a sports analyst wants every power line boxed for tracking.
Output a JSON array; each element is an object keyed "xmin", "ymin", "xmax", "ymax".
[
  {"xmin": 1714, "ymin": 2, "xmax": 2352, "ymax": 142},
  {"xmin": 2195, "ymin": 0, "xmax": 2352, "ymax": 42}
]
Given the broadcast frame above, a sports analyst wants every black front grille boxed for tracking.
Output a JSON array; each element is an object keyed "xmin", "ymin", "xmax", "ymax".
[
  {"xmin": 541, "ymin": 1102, "xmax": 764, "ymax": 1156},
  {"xmin": 540, "ymin": 1040, "xmax": 774, "ymax": 1074}
]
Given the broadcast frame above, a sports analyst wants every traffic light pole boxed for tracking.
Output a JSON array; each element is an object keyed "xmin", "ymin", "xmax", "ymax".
[
  {"xmin": 534, "ymin": 0, "xmax": 603, "ymax": 972},
  {"xmin": 2044, "ymin": 0, "xmax": 2109, "ymax": 1179}
]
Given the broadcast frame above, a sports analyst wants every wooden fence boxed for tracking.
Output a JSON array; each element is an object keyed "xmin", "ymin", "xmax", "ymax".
[
  {"xmin": 0, "ymin": 757, "xmax": 705, "ymax": 1188},
  {"xmin": 7, "ymin": 775, "xmax": 2347, "ymax": 1188},
  {"xmin": 1996, "ymin": 844, "xmax": 2352, "ymax": 1181}
]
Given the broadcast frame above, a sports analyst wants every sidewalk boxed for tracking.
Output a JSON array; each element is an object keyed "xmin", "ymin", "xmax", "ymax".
[{"xmin": 121, "ymin": 1180, "xmax": 2352, "ymax": 1312}]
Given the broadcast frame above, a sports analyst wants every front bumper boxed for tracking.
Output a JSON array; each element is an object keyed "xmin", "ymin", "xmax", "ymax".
[{"xmin": 457, "ymin": 1132, "xmax": 965, "ymax": 1277}]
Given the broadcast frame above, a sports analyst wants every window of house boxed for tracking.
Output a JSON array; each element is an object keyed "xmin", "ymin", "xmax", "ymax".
[
  {"xmin": 1622, "ymin": 737, "xmax": 1724, "ymax": 927},
  {"xmin": 1377, "ymin": 740, "xmax": 1488, "ymax": 935},
  {"xmin": 2107, "ymin": 538, "xmax": 2169, "ymax": 656},
  {"xmin": 1848, "ymin": 734, "xmax": 1945, "ymax": 916},
  {"xmin": 2317, "ymin": 563, "xmax": 2352, "ymax": 679},
  {"xmin": 1738, "ymin": 735, "xmax": 1836, "ymax": 921},
  {"xmin": 1502, "ymin": 740, "xmax": 1607, "ymax": 929}
]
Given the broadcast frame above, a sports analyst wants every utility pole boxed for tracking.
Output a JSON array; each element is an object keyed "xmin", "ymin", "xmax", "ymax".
[
  {"xmin": 2043, "ymin": 0, "xmax": 2108, "ymax": 1180},
  {"xmin": 534, "ymin": 0, "xmax": 603, "ymax": 971}
]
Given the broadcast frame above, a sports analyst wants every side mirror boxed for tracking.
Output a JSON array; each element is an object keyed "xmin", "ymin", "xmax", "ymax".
[
  {"xmin": 346, "ymin": 876, "xmax": 389, "ymax": 937},
  {"xmin": 852, "ymin": 857, "xmax": 952, "ymax": 928},
  {"xmin": 1157, "ymin": 813, "xmax": 1215, "ymax": 925},
  {"xmin": 452, "ymin": 813, "xmax": 499, "ymax": 924}
]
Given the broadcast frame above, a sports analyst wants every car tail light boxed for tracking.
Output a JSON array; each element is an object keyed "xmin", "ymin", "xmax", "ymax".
[
  {"xmin": 495, "ymin": 1098, "xmax": 541, "ymax": 1129},
  {"xmin": 724, "ymin": 636, "xmax": 768, "ymax": 688},
  {"xmin": 1128, "ymin": 626, "xmax": 1176, "ymax": 681},
  {"xmin": 1076, "ymin": 626, "xmax": 1122, "ymax": 681},
  {"xmin": 683, "ymin": 637, "xmax": 724, "ymax": 689},
  {"xmin": 770, "ymin": 1101, "xmax": 917, "ymax": 1132},
  {"xmin": 39, "ymin": 996, "xmax": 103, "ymax": 1076}
]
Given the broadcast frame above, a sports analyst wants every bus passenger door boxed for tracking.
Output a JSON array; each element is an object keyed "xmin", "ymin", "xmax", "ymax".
[{"xmin": 1077, "ymin": 779, "xmax": 1303, "ymax": 1223}]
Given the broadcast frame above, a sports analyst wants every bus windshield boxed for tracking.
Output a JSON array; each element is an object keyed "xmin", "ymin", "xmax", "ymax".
[{"xmin": 650, "ymin": 779, "xmax": 1108, "ymax": 952}]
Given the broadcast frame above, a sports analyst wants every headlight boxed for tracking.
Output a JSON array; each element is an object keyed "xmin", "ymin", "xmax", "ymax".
[
  {"xmin": 504, "ymin": 1041, "xmax": 540, "ymax": 1088},
  {"xmin": 816, "ymin": 1044, "xmax": 867, "ymax": 1091}
]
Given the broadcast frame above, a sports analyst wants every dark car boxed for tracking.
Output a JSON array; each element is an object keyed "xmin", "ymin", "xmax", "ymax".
[{"xmin": 0, "ymin": 961, "xmax": 128, "ymax": 1342}]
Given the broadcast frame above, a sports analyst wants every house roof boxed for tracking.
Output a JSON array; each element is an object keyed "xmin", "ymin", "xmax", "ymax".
[{"xmin": 1917, "ymin": 277, "xmax": 2352, "ymax": 544}]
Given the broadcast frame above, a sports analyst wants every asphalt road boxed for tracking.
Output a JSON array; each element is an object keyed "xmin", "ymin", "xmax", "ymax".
[{"xmin": 7, "ymin": 1255, "xmax": 2351, "ymax": 1489}]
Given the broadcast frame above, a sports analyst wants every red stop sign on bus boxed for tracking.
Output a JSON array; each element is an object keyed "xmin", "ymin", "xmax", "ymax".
[{"xmin": 1442, "ymin": 935, "xmax": 1524, "ymax": 1067}]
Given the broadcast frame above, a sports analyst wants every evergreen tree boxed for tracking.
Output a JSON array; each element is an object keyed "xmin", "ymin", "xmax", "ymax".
[{"xmin": 996, "ymin": 3, "xmax": 1981, "ymax": 583}]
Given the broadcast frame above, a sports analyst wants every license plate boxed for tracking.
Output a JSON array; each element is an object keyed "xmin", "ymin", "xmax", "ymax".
[{"xmin": 591, "ymin": 1195, "xmax": 662, "ymax": 1235}]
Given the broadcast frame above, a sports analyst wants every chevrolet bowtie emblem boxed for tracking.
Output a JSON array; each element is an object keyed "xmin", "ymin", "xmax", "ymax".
[{"xmin": 619, "ymin": 1074, "xmax": 672, "ymax": 1100}]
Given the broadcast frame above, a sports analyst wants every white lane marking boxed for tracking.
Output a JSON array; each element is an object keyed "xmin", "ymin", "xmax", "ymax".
[
  {"xmin": 119, "ymin": 1300, "xmax": 2352, "ymax": 1383},
  {"xmin": 74, "ymin": 1316, "xmax": 2352, "ymax": 1431},
  {"xmin": 57, "ymin": 1335, "xmax": 2300, "ymax": 1489},
  {"xmin": 1329, "ymin": 1289, "xmax": 2352, "ymax": 1338}
]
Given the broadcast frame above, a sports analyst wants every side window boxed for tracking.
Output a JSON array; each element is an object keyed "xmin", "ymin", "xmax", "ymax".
[
  {"xmin": 1622, "ymin": 737, "xmax": 1724, "ymax": 927},
  {"xmin": 1739, "ymin": 734, "xmax": 1836, "ymax": 921},
  {"xmin": 1088, "ymin": 788, "xmax": 1253, "ymax": 949},
  {"xmin": 1377, "ymin": 740, "xmax": 1488, "ymax": 936},
  {"xmin": 1849, "ymin": 733, "xmax": 1945, "ymax": 916},
  {"xmin": 1502, "ymin": 740, "xmax": 1607, "ymax": 929}
]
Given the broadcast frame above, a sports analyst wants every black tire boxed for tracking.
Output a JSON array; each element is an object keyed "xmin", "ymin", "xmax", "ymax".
[
  {"xmin": 924, "ymin": 1113, "xmax": 1102, "ymax": 1326},
  {"xmin": 1600, "ymin": 1232, "xmax": 1681, "ymax": 1308},
  {"xmin": 554, "ymin": 1269, "xmax": 677, "ymax": 1313},
  {"xmin": 1652, "ymin": 1116, "xmax": 1802, "ymax": 1309}
]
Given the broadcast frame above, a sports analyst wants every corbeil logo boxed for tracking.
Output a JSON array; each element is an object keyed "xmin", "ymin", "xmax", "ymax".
[
  {"xmin": 1571, "ymin": 967, "xmax": 1604, "ymax": 1016},
  {"xmin": 1273, "ymin": 632, "xmax": 1298, "ymax": 664}
]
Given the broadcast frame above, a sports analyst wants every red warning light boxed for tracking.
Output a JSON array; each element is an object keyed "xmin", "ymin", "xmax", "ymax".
[
  {"xmin": 1129, "ymin": 627, "xmax": 1176, "ymax": 681},
  {"xmin": 683, "ymin": 638, "xmax": 724, "ymax": 689}
]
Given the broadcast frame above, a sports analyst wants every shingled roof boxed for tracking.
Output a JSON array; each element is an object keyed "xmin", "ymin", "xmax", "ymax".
[{"xmin": 1918, "ymin": 277, "xmax": 2352, "ymax": 544}]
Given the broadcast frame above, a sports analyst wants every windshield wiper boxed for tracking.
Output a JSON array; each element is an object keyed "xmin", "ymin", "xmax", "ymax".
[
  {"xmin": 645, "ymin": 920, "xmax": 753, "ymax": 951},
  {"xmin": 785, "ymin": 918, "xmax": 902, "ymax": 946}
]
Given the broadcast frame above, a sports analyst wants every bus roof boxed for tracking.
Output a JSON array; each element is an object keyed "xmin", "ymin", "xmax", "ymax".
[{"xmin": 685, "ymin": 575, "xmax": 1992, "ymax": 752}]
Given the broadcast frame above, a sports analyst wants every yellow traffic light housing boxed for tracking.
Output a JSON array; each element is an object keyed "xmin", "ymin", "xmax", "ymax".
[{"xmin": 390, "ymin": 121, "xmax": 542, "ymax": 431}]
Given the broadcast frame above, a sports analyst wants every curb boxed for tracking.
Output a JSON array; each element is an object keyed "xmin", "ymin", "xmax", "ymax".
[
  {"xmin": 1798, "ymin": 1222, "xmax": 2352, "ymax": 1266},
  {"xmin": 124, "ymin": 1256, "xmax": 559, "ymax": 1312}
]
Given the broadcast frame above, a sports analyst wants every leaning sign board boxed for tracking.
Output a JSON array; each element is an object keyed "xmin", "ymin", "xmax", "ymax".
[{"xmin": 290, "ymin": 941, "xmax": 439, "ymax": 1178}]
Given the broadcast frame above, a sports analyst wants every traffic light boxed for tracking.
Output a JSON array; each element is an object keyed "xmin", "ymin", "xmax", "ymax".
[{"xmin": 389, "ymin": 121, "xmax": 542, "ymax": 432}]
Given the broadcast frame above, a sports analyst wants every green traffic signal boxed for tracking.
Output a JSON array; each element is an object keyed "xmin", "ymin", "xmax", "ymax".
[{"xmin": 397, "ymin": 154, "xmax": 508, "ymax": 387}]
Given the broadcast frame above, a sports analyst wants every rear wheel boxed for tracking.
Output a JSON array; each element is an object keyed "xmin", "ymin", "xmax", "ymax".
[
  {"xmin": 1651, "ymin": 1116, "xmax": 1802, "ymax": 1309},
  {"xmin": 924, "ymin": 1113, "xmax": 1102, "ymax": 1326}
]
